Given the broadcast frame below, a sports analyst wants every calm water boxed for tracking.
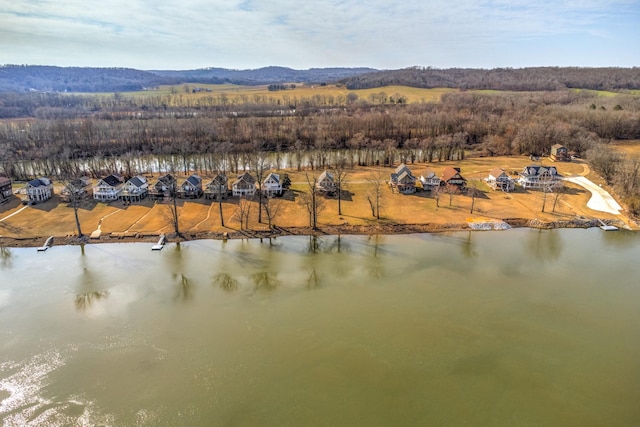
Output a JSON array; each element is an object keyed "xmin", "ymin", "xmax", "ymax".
[{"xmin": 1, "ymin": 230, "xmax": 639, "ymax": 426}]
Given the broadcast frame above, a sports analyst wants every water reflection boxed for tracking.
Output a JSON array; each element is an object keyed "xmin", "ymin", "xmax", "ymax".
[
  {"xmin": 0, "ymin": 247, "xmax": 12, "ymax": 269},
  {"xmin": 212, "ymin": 273, "xmax": 239, "ymax": 292},
  {"xmin": 172, "ymin": 273, "xmax": 193, "ymax": 302},
  {"xmin": 251, "ymin": 272, "xmax": 280, "ymax": 293},
  {"xmin": 366, "ymin": 235, "xmax": 385, "ymax": 278},
  {"xmin": 75, "ymin": 245, "xmax": 110, "ymax": 311},
  {"xmin": 306, "ymin": 269, "xmax": 320, "ymax": 289},
  {"xmin": 525, "ymin": 229, "xmax": 563, "ymax": 263},
  {"xmin": 75, "ymin": 291, "xmax": 110, "ymax": 311}
]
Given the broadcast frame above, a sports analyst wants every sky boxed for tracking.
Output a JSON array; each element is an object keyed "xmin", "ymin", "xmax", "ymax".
[{"xmin": 1, "ymin": 0, "xmax": 639, "ymax": 70}]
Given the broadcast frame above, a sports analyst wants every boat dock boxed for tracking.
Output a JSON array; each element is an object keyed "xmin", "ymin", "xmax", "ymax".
[
  {"xmin": 37, "ymin": 236, "xmax": 54, "ymax": 251},
  {"xmin": 598, "ymin": 219, "xmax": 618, "ymax": 231},
  {"xmin": 151, "ymin": 235, "xmax": 166, "ymax": 251}
]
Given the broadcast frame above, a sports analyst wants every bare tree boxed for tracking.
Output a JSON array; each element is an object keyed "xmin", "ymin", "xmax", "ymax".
[
  {"xmin": 467, "ymin": 180, "xmax": 481, "ymax": 214},
  {"xmin": 298, "ymin": 173, "xmax": 324, "ymax": 229},
  {"xmin": 366, "ymin": 171, "xmax": 385, "ymax": 219},
  {"xmin": 60, "ymin": 178, "xmax": 87, "ymax": 237},
  {"xmin": 234, "ymin": 196, "xmax": 253, "ymax": 230},
  {"xmin": 552, "ymin": 181, "xmax": 566, "ymax": 212},
  {"xmin": 332, "ymin": 156, "xmax": 350, "ymax": 216},
  {"xmin": 249, "ymin": 151, "xmax": 269, "ymax": 223},
  {"xmin": 262, "ymin": 196, "xmax": 282, "ymax": 229}
]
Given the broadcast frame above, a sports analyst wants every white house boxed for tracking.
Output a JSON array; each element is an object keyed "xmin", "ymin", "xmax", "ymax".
[
  {"xmin": 119, "ymin": 176, "xmax": 149, "ymax": 202},
  {"xmin": 316, "ymin": 170, "xmax": 336, "ymax": 194},
  {"xmin": 419, "ymin": 169, "xmax": 441, "ymax": 190},
  {"xmin": 262, "ymin": 172, "xmax": 282, "ymax": 198},
  {"xmin": 518, "ymin": 165, "xmax": 561, "ymax": 190},
  {"xmin": 486, "ymin": 168, "xmax": 515, "ymax": 192},
  {"xmin": 389, "ymin": 163, "xmax": 417, "ymax": 194},
  {"xmin": 93, "ymin": 174, "xmax": 124, "ymax": 201},
  {"xmin": 178, "ymin": 175, "xmax": 203, "ymax": 198},
  {"xmin": 205, "ymin": 174, "xmax": 229, "ymax": 200},
  {"xmin": 232, "ymin": 172, "xmax": 256, "ymax": 197},
  {"xmin": 25, "ymin": 177, "xmax": 53, "ymax": 203}
]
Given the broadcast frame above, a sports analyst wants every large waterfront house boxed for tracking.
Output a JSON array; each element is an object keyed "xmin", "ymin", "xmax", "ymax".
[
  {"xmin": 60, "ymin": 177, "xmax": 92, "ymax": 202},
  {"xmin": 389, "ymin": 163, "xmax": 417, "ymax": 194},
  {"xmin": 262, "ymin": 172, "xmax": 282, "ymax": 198},
  {"xmin": 0, "ymin": 176, "xmax": 12, "ymax": 204},
  {"xmin": 486, "ymin": 168, "xmax": 515, "ymax": 192},
  {"xmin": 442, "ymin": 167, "xmax": 466, "ymax": 190},
  {"xmin": 232, "ymin": 172, "xmax": 257, "ymax": 197},
  {"xmin": 204, "ymin": 173, "xmax": 229, "ymax": 200},
  {"xmin": 518, "ymin": 165, "xmax": 561, "ymax": 190},
  {"xmin": 419, "ymin": 169, "xmax": 441, "ymax": 191},
  {"xmin": 550, "ymin": 144, "xmax": 570, "ymax": 162},
  {"xmin": 25, "ymin": 177, "xmax": 53, "ymax": 204},
  {"xmin": 149, "ymin": 174, "xmax": 176, "ymax": 200},
  {"xmin": 119, "ymin": 176, "xmax": 149, "ymax": 202},
  {"xmin": 93, "ymin": 174, "xmax": 124, "ymax": 201},
  {"xmin": 179, "ymin": 175, "xmax": 203, "ymax": 198},
  {"xmin": 316, "ymin": 170, "xmax": 336, "ymax": 194}
]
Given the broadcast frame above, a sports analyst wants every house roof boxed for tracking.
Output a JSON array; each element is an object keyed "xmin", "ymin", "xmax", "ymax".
[
  {"xmin": 550, "ymin": 144, "xmax": 565, "ymax": 151},
  {"xmin": 522, "ymin": 165, "xmax": 558, "ymax": 176},
  {"xmin": 442, "ymin": 167, "xmax": 464, "ymax": 182},
  {"xmin": 102, "ymin": 174, "xmax": 123, "ymax": 187},
  {"xmin": 395, "ymin": 163, "xmax": 412, "ymax": 175},
  {"xmin": 233, "ymin": 172, "xmax": 256, "ymax": 186},
  {"xmin": 397, "ymin": 171, "xmax": 416, "ymax": 183},
  {"xmin": 264, "ymin": 172, "xmax": 280, "ymax": 184},
  {"xmin": 489, "ymin": 167, "xmax": 507, "ymax": 179},
  {"xmin": 421, "ymin": 169, "xmax": 437, "ymax": 179},
  {"xmin": 27, "ymin": 177, "xmax": 51, "ymax": 187},
  {"xmin": 210, "ymin": 174, "xmax": 228, "ymax": 186},
  {"xmin": 128, "ymin": 176, "xmax": 147, "ymax": 188},
  {"xmin": 158, "ymin": 174, "xmax": 176, "ymax": 185},
  {"xmin": 318, "ymin": 170, "xmax": 334, "ymax": 182},
  {"xmin": 185, "ymin": 175, "xmax": 202, "ymax": 186}
]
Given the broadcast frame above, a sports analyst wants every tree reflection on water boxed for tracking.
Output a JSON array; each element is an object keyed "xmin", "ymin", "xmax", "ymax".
[
  {"xmin": 212, "ymin": 273, "xmax": 239, "ymax": 292},
  {"xmin": 0, "ymin": 247, "xmax": 12, "ymax": 269}
]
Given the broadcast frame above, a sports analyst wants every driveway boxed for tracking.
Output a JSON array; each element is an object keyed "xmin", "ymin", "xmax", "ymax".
[{"xmin": 564, "ymin": 176, "xmax": 622, "ymax": 215}]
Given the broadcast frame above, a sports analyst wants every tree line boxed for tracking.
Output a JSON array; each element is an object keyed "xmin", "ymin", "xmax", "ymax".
[{"xmin": 342, "ymin": 67, "xmax": 640, "ymax": 92}]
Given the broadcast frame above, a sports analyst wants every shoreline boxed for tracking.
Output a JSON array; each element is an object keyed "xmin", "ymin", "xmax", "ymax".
[{"xmin": 0, "ymin": 217, "xmax": 630, "ymax": 248}]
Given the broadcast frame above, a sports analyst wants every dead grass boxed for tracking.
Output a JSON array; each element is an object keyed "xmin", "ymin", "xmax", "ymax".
[{"xmin": 0, "ymin": 156, "xmax": 633, "ymax": 245}]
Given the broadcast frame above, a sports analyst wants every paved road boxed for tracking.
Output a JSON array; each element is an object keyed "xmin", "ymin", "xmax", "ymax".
[{"xmin": 563, "ymin": 176, "xmax": 622, "ymax": 215}]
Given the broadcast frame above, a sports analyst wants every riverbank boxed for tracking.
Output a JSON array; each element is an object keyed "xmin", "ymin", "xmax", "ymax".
[{"xmin": 0, "ymin": 216, "xmax": 631, "ymax": 248}]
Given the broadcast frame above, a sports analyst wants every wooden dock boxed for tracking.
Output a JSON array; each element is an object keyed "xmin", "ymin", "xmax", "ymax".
[
  {"xmin": 151, "ymin": 234, "xmax": 166, "ymax": 251},
  {"xmin": 37, "ymin": 236, "xmax": 54, "ymax": 251}
]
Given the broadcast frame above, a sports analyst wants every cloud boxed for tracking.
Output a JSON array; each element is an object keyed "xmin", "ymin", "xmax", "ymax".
[{"xmin": 0, "ymin": 0, "xmax": 638, "ymax": 69}]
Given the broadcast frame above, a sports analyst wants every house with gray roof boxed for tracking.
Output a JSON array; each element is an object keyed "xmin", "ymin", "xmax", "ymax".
[
  {"xmin": 119, "ymin": 176, "xmax": 149, "ymax": 202},
  {"xmin": 389, "ymin": 163, "xmax": 417, "ymax": 194},
  {"xmin": 25, "ymin": 177, "xmax": 53, "ymax": 204},
  {"xmin": 179, "ymin": 174, "xmax": 203, "ymax": 198}
]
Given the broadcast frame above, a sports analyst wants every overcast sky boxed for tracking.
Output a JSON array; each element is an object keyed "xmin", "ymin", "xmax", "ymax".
[{"xmin": 1, "ymin": 0, "xmax": 638, "ymax": 70}]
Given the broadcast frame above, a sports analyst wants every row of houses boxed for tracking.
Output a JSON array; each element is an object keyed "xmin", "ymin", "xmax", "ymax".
[
  {"xmin": 387, "ymin": 163, "xmax": 562, "ymax": 195},
  {"xmin": 0, "ymin": 162, "xmax": 564, "ymax": 207},
  {"xmin": 389, "ymin": 164, "xmax": 468, "ymax": 194}
]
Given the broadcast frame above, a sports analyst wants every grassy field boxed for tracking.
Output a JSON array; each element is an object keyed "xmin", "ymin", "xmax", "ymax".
[
  {"xmin": 0, "ymin": 156, "xmax": 632, "ymax": 245},
  {"xmin": 609, "ymin": 140, "xmax": 640, "ymax": 156},
  {"xmin": 85, "ymin": 84, "xmax": 459, "ymax": 105}
]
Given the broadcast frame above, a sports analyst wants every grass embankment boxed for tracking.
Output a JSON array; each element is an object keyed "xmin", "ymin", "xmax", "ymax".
[{"xmin": 0, "ymin": 156, "xmax": 634, "ymax": 248}]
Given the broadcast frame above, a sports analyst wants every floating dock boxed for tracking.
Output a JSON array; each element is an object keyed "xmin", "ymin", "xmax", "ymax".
[
  {"xmin": 151, "ymin": 235, "xmax": 166, "ymax": 251},
  {"xmin": 37, "ymin": 236, "xmax": 54, "ymax": 251},
  {"xmin": 598, "ymin": 219, "xmax": 618, "ymax": 231}
]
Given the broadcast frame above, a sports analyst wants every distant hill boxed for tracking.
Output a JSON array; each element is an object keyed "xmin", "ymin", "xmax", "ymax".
[
  {"xmin": 0, "ymin": 65, "xmax": 377, "ymax": 93},
  {"xmin": 340, "ymin": 67, "xmax": 640, "ymax": 91},
  {"xmin": 150, "ymin": 66, "xmax": 377, "ymax": 86},
  {"xmin": 0, "ymin": 65, "xmax": 171, "ymax": 92}
]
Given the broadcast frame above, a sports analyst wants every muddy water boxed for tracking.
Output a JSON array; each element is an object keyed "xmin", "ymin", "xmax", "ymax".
[{"xmin": 1, "ymin": 229, "xmax": 639, "ymax": 426}]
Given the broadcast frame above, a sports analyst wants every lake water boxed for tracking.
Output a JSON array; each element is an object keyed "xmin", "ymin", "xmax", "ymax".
[{"xmin": 1, "ymin": 229, "xmax": 639, "ymax": 426}]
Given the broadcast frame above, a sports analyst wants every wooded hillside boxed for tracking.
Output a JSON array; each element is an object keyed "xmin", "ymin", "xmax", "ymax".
[{"xmin": 342, "ymin": 67, "xmax": 640, "ymax": 91}]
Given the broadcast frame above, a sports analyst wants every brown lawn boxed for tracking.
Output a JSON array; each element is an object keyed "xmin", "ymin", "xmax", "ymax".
[{"xmin": 0, "ymin": 156, "xmax": 634, "ymax": 245}]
